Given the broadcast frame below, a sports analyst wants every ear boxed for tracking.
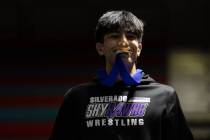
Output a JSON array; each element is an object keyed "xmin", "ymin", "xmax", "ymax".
[
  {"xmin": 137, "ymin": 43, "xmax": 142, "ymax": 57},
  {"xmin": 96, "ymin": 43, "xmax": 105, "ymax": 56}
]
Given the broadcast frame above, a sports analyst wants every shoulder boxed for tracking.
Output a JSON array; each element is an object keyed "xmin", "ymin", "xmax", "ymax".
[
  {"xmin": 141, "ymin": 78, "xmax": 176, "ymax": 94},
  {"xmin": 64, "ymin": 81, "xmax": 99, "ymax": 99},
  {"xmin": 158, "ymin": 83, "xmax": 178, "ymax": 104},
  {"xmin": 156, "ymin": 83, "xmax": 176, "ymax": 95},
  {"xmin": 145, "ymin": 82, "xmax": 178, "ymax": 102},
  {"xmin": 155, "ymin": 83, "xmax": 181, "ymax": 111},
  {"xmin": 140, "ymin": 72, "xmax": 176, "ymax": 97}
]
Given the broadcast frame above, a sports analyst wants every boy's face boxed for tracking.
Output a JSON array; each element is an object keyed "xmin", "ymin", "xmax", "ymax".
[{"xmin": 96, "ymin": 31, "xmax": 142, "ymax": 68}]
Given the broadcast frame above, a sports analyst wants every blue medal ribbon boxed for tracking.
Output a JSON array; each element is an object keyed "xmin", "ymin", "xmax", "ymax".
[{"xmin": 96, "ymin": 53, "xmax": 142, "ymax": 86}]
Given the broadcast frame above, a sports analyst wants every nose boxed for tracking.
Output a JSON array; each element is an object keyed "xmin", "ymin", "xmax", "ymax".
[{"xmin": 118, "ymin": 33, "xmax": 129, "ymax": 47}]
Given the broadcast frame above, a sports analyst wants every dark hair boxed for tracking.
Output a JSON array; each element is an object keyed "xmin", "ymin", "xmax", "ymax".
[{"xmin": 95, "ymin": 10, "xmax": 144, "ymax": 43}]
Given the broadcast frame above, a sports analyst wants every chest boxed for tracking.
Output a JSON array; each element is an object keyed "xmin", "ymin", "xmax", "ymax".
[{"xmin": 77, "ymin": 87, "xmax": 168, "ymax": 128}]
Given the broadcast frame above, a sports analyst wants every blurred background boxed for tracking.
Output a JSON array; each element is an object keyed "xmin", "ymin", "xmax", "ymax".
[{"xmin": 0, "ymin": 0, "xmax": 210, "ymax": 140}]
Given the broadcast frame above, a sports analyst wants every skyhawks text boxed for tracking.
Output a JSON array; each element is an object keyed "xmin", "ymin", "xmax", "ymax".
[{"xmin": 85, "ymin": 95, "xmax": 150, "ymax": 127}]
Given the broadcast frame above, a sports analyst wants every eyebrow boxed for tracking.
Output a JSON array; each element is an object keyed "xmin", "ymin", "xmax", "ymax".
[{"xmin": 107, "ymin": 31, "xmax": 137, "ymax": 34}]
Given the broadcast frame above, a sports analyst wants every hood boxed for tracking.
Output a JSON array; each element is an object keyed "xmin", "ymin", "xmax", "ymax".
[{"xmin": 139, "ymin": 71, "xmax": 156, "ymax": 85}]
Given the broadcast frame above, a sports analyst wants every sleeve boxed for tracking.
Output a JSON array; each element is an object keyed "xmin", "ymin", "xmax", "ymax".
[
  {"xmin": 49, "ymin": 89, "xmax": 79, "ymax": 140},
  {"xmin": 164, "ymin": 91, "xmax": 194, "ymax": 140}
]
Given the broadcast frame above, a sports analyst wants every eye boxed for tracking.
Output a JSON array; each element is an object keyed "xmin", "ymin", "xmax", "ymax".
[
  {"xmin": 126, "ymin": 33, "xmax": 138, "ymax": 40},
  {"xmin": 106, "ymin": 33, "xmax": 120, "ymax": 39}
]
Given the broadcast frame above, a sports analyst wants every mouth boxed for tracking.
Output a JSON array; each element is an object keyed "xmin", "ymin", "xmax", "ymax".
[
  {"xmin": 113, "ymin": 47, "xmax": 132, "ymax": 55},
  {"xmin": 112, "ymin": 47, "xmax": 133, "ymax": 63}
]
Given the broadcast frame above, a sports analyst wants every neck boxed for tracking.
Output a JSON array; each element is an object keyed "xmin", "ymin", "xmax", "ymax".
[{"xmin": 106, "ymin": 62, "xmax": 137, "ymax": 77}]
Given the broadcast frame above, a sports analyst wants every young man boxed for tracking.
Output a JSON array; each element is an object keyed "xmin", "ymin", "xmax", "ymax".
[{"xmin": 49, "ymin": 10, "xmax": 194, "ymax": 140}]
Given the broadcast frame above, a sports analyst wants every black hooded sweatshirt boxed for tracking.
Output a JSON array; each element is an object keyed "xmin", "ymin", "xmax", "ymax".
[{"xmin": 49, "ymin": 72, "xmax": 194, "ymax": 140}]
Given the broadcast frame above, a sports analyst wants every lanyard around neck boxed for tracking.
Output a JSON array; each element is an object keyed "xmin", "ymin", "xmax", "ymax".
[{"xmin": 96, "ymin": 53, "xmax": 142, "ymax": 86}]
